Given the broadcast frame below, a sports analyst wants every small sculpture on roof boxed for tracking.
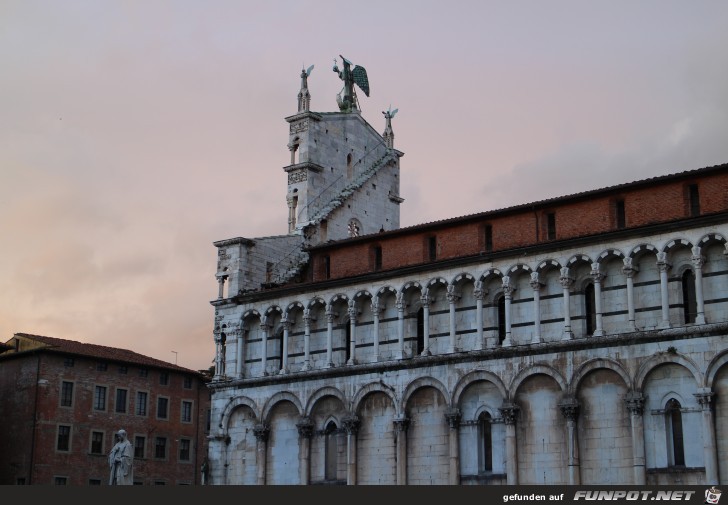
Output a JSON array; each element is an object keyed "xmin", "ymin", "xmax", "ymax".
[{"xmin": 333, "ymin": 54, "xmax": 369, "ymax": 113}]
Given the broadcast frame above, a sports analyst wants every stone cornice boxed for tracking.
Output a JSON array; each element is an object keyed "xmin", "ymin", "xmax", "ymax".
[
  {"xmin": 213, "ymin": 237, "xmax": 254, "ymax": 248},
  {"xmin": 284, "ymin": 111, "xmax": 323, "ymax": 123},
  {"xmin": 282, "ymin": 161, "xmax": 325, "ymax": 174}
]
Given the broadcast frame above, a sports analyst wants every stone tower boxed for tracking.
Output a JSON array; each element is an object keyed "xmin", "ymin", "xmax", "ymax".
[{"xmin": 214, "ymin": 63, "xmax": 405, "ymax": 295}]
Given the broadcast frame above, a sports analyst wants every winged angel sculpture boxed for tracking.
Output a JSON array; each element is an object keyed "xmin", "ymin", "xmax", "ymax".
[{"xmin": 333, "ymin": 55, "xmax": 369, "ymax": 112}]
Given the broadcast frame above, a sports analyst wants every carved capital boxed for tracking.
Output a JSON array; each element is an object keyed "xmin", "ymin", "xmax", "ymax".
[
  {"xmin": 393, "ymin": 417, "xmax": 410, "ymax": 433},
  {"xmin": 622, "ymin": 257, "xmax": 638, "ymax": 278},
  {"xmin": 558, "ymin": 397, "xmax": 580, "ymax": 422},
  {"xmin": 253, "ymin": 424, "xmax": 270, "ymax": 442},
  {"xmin": 296, "ymin": 417, "xmax": 314, "ymax": 439},
  {"xmin": 559, "ymin": 267, "xmax": 574, "ymax": 289},
  {"xmin": 502, "ymin": 276, "xmax": 515, "ymax": 297},
  {"xmin": 656, "ymin": 252, "xmax": 671, "ymax": 272},
  {"xmin": 473, "ymin": 280, "xmax": 486, "ymax": 300},
  {"xmin": 498, "ymin": 403, "xmax": 520, "ymax": 425},
  {"xmin": 529, "ymin": 272, "xmax": 542, "ymax": 291},
  {"xmin": 625, "ymin": 391, "xmax": 646, "ymax": 416},
  {"xmin": 395, "ymin": 292, "xmax": 406, "ymax": 311},
  {"xmin": 446, "ymin": 284, "xmax": 460, "ymax": 303},
  {"xmin": 590, "ymin": 263, "xmax": 605, "ymax": 283},
  {"xmin": 694, "ymin": 388, "xmax": 715, "ymax": 411},
  {"xmin": 445, "ymin": 408, "xmax": 461, "ymax": 429},
  {"xmin": 342, "ymin": 415, "xmax": 360, "ymax": 435}
]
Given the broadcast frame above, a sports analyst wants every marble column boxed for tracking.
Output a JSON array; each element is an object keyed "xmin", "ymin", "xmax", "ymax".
[
  {"xmin": 279, "ymin": 318, "xmax": 289, "ymax": 374},
  {"xmin": 657, "ymin": 252, "xmax": 672, "ymax": 329},
  {"xmin": 235, "ymin": 326, "xmax": 245, "ymax": 378},
  {"xmin": 559, "ymin": 397, "xmax": 581, "ymax": 485},
  {"xmin": 213, "ymin": 330, "xmax": 224, "ymax": 380},
  {"xmin": 622, "ymin": 258, "xmax": 639, "ymax": 331},
  {"xmin": 217, "ymin": 275, "xmax": 226, "ymax": 299},
  {"xmin": 371, "ymin": 299, "xmax": 380, "ymax": 362},
  {"xmin": 393, "ymin": 417, "xmax": 410, "ymax": 485},
  {"xmin": 253, "ymin": 424, "xmax": 270, "ymax": 485},
  {"xmin": 447, "ymin": 285, "xmax": 459, "ymax": 353},
  {"xmin": 625, "ymin": 391, "xmax": 646, "ymax": 485},
  {"xmin": 259, "ymin": 318, "xmax": 269, "ymax": 376},
  {"xmin": 296, "ymin": 418, "xmax": 313, "ymax": 485},
  {"xmin": 499, "ymin": 403, "xmax": 520, "ymax": 485},
  {"xmin": 347, "ymin": 300, "xmax": 357, "ymax": 365},
  {"xmin": 502, "ymin": 276, "xmax": 514, "ymax": 347},
  {"xmin": 691, "ymin": 247, "xmax": 707, "ymax": 324},
  {"xmin": 421, "ymin": 289, "xmax": 431, "ymax": 355},
  {"xmin": 325, "ymin": 306, "xmax": 334, "ymax": 368},
  {"xmin": 396, "ymin": 293, "xmax": 405, "ymax": 360},
  {"xmin": 286, "ymin": 193, "xmax": 297, "ymax": 233},
  {"xmin": 474, "ymin": 281, "xmax": 485, "ymax": 350},
  {"xmin": 590, "ymin": 263, "xmax": 605, "ymax": 337},
  {"xmin": 694, "ymin": 389, "xmax": 719, "ymax": 485},
  {"xmin": 445, "ymin": 408, "xmax": 461, "ymax": 485},
  {"xmin": 530, "ymin": 272, "xmax": 542, "ymax": 344},
  {"xmin": 302, "ymin": 310, "xmax": 311, "ymax": 371},
  {"xmin": 343, "ymin": 415, "xmax": 361, "ymax": 485},
  {"xmin": 560, "ymin": 267, "xmax": 574, "ymax": 339}
]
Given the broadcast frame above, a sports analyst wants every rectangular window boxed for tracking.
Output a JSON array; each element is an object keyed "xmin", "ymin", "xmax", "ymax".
[
  {"xmin": 89, "ymin": 479, "xmax": 102, "ymax": 486},
  {"xmin": 54, "ymin": 476, "xmax": 68, "ymax": 485},
  {"xmin": 155, "ymin": 437, "xmax": 167, "ymax": 459},
  {"xmin": 96, "ymin": 362, "xmax": 107, "ymax": 371},
  {"xmin": 181, "ymin": 400, "xmax": 192, "ymax": 423},
  {"xmin": 157, "ymin": 397, "xmax": 169, "ymax": 419},
  {"xmin": 134, "ymin": 436, "xmax": 146, "ymax": 459},
  {"xmin": 179, "ymin": 439, "xmax": 191, "ymax": 461},
  {"xmin": 374, "ymin": 245, "xmax": 383, "ymax": 271},
  {"xmin": 136, "ymin": 392, "xmax": 148, "ymax": 416},
  {"xmin": 183, "ymin": 376, "xmax": 192, "ymax": 389},
  {"xmin": 118, "ymin": 366, "xmax": 128, "ymax": 375},
  {"xmin": 546, "ymin": 212, "xmax": 556, "ymax": 240},
  {"xmin": 159, "ymin": 372, "xmax": 169, "ymax": 386},
  {"xmin": 484, "ymin": 224, "xmax": 493, "ymax": 252},
  {"xmin": 60, "ymin": 381, "xmax": 73, "ymax": 407},
  {"xmin": 205, "ymin": 409, "xmax": 211, "ymax": 433},
  {"xmin": 324, "ymin": 255, "xmax": 331, "ymax": 280},
  {"xmin": 688, "ymin": 183, "xmax": 700, "ymax": 216},
  {"xmin": 428, "ymin": 236, "xmax": 437, "ymax": 261},
  {"xmin": 90, "ymin": 431, "xmax": 104, "ymax": 454},
  {"xmin": 57, "ymin": 425, "xmax": 71, "ymax": 452},
  {"xmin": 64, "ymin": 358, "xmax": 74, "ymax": 367},
  {"xmin": 115, "ymin": 388, "xmax": 128, "ymax": 413},
  {"xmin": 93, "ymin": 386, "xmax": 107, "ymax": 411},
  {"xmin": 139, "ymin": 368, "xmax": 148, "ymax": 378},
  {"xmin": 615, "ymin": 199, "xmax": 626, "ymax": 229}
]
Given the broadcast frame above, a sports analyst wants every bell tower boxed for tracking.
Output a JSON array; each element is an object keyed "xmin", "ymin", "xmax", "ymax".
[{"xmin": 283, "ymin": 59, "xmax": 404, "ymax": 245}]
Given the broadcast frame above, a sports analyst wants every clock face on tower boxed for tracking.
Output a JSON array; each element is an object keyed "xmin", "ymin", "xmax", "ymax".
[{"xmin": 348, "ymin": 219, "xmax": 361, "ymax": 238}]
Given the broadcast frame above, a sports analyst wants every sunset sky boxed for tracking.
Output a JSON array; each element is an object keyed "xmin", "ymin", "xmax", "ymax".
[{"xmin": 2, "ymin": 1, "xmax": 727, "ymax": 371}]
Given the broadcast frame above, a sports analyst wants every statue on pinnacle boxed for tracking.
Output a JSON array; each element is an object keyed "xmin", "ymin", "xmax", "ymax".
[{"xmin": 333, "ymin": 55, "xmax": 369, "ymax": 113}]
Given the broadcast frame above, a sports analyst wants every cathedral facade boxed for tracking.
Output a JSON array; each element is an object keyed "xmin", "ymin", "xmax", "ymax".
[{"xmin": 206, "ymin": 68, "xmax": 728, "ymax": 485}]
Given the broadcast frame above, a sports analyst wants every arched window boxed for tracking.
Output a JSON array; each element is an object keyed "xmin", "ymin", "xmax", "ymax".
[
  {"xmin": 665, "ymin": 399, "xmax": 685, "ymax": 467},
  {"xmin": 497, "ymin": 295, "xmax": 506, "ymax": 346},
  {"xmin": 478, "ymin": 412, "xmax": 493, "ymax": 473},
  {"xmin": 416, "ymin": 307, "xmax": 425, "ymax": 355},
  {"xmin": 324, "ymin": 421, "xmax": 339, "ymax": 481},
  {"xmin": 346, "ymin": 153, "xmax": 353, "ymax": 179},
  {"xmin": 681, "ymin": 269, "xmax": 697, "ymax": 324},
  {"xmin": 585, "ymin": 282, "xmax": 596, "ymax": 335}
]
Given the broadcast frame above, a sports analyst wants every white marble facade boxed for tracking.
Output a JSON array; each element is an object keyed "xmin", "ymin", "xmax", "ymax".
[{"xmin": 208, "ymin": 226, "xmax": 728, "ymax": 485}]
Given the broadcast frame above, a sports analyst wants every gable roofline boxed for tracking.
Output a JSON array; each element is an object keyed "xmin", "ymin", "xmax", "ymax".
[
  {"xmin": 308, "ymin": 162, "xmax": 727, "ymax": 251},
  {"xmin": 1, "ymin": 333, "xmax": 201, "ymax": 375}
]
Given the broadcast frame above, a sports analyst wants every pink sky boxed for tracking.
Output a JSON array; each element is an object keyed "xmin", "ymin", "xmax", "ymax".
[{"xmin": 2, "ymin": 1, "xmax": 727, "ymax": 371}]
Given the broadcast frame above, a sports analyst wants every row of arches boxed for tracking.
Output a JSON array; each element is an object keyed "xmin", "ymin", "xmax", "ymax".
[
  {"xmin": 213, "ymin": 351, "xmax": 728, "ymax": 485},
  {"xmin": 213, "ymin": 234, "xmax": 727, "ymax": 378}
]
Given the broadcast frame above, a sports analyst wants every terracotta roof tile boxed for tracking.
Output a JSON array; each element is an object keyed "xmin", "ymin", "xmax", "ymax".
[{"xmin": 8, "ymin": 333, "xmax": 200, "ymax": 374}]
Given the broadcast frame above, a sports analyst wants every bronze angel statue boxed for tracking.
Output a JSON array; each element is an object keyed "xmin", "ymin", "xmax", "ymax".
[{"xmin": 333, "ymin": 55, "xmax": 369, "ymax": 112}]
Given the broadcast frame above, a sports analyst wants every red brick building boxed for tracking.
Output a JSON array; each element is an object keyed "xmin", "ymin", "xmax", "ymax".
[{"xmin": 0, "ymin": 333, "xmax": 211, "ymax": 485}]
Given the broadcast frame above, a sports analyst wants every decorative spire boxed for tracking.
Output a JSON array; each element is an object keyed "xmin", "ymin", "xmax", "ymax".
[
  {"xmin": 382, "ymin": 105, "xmax": 398, "ymax": 148},
  {"xmin": 298, "ymin": 64, "xmax": 313, "ymax": 112}
]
